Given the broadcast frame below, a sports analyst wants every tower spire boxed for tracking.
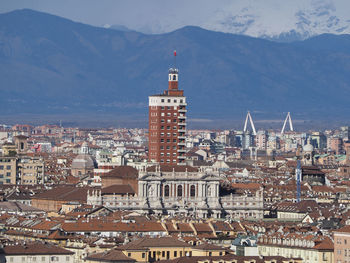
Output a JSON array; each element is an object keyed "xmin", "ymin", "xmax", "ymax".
[{"xmin": 167, "ymin": 50, "xmax": 181, "ymax": 95}]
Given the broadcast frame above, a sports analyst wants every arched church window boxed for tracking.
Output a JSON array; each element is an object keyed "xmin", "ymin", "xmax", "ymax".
[
  {"xmin": 190, "ymin": 185, "xmax": 196, "ymax": 197},
  {"xmin": 177, "ymin": 185, "xmax": 182, "ymax": 197},
  {"xmin": 207, "ymin": 185, "xmax": 212, "ymax": 197},
  {"xmin": 164, "ymin": 185, "xmax": 170, "ymax": 197}
]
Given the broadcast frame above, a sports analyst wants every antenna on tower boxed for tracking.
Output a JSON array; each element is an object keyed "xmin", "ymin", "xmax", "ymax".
[
  {"xmin": 243, "ymin": 111, "xmax": 256, "ymax": 135},
  {"xmin": 281, "ymin": 112, "xmax": 294, "ymax": 134},
  {"xmin": 174, "ymin": 50, "xmax": 177, "ymax": 68}
]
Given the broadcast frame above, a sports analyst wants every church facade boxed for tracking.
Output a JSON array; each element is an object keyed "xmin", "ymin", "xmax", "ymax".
[{"xmin": 87, "ymin": 165, "xmax": 264, "ymax": 219}]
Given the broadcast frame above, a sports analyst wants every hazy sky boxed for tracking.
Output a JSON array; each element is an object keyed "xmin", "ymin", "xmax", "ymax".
[
  {"xmin": 0, "ymin": 0, "xmax": 218, "ymax": 29},
  {"xmin": 1, "ymin": 0, "xmax": 350, "ymax": 35}
]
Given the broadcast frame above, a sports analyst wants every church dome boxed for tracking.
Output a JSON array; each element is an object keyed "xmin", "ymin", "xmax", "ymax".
[
  {"xmin": 71, "ymin": 154, "xmax": 95, "ymax": 169},
  {"xmin": 303, "ymin": 140, "xmax": 314, "ymax": 152},
  {"xmin": 71, "ymin": 142, "xmax": 96, "ymax": 169}
]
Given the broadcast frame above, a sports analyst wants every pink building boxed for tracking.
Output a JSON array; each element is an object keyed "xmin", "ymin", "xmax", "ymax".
[
  {"xmin": 334, "ymin": 225, "xmax": 350, "ymax": 263},
  {"xmin": 328, "ymin": 137, "xmax": 343, "ymax": 154}
]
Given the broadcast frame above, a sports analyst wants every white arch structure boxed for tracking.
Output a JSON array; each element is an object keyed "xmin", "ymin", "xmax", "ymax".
[
  {"xmin": 243, "ymin": 111, "xmax": 256, "ymax": 135},
  {"xmin": 281, "ymin": 112, "xmax": 294, "ymax": 134}
]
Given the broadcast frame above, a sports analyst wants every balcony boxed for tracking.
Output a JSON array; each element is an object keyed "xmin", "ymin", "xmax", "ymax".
[
  {"xmin": 178, "ymin": 108, "xmax": 187, "ymax": 113},
  {"xmin": 178, "ymin": 141, "xmax": 186, "ymax": 146},
  {"xmin": 178, "ymin": 115, "xmax": 186, "ymax": 119}
]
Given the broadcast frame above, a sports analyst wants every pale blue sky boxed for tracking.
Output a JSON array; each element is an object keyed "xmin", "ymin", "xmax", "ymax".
[{"xmin": 1, "ymin": 0, "xmax": 350, "ymax": 36}]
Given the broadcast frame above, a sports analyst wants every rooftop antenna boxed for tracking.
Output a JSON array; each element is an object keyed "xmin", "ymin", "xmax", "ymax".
[
  {"xmin": 281, "ymin": 112, "xmax": 294, "ymax": 134},
  {"xmin": 243, "ymin": 111, "xmax": 256, "ymax": 135}
]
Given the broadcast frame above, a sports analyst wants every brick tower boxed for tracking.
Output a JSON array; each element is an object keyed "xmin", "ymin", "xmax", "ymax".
[
  {"xmin": 345, "ymin": 141, "xmax": 350, "ymax": 166},
  {"xmin": 148, "ymin": 51, "xmax": 187, "ymax": 164}
]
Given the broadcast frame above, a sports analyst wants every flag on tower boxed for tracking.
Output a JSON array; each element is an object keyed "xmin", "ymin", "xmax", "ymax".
[{"xmin": 174, "ymin": 50, "xmax": 176, "ymax": 56}]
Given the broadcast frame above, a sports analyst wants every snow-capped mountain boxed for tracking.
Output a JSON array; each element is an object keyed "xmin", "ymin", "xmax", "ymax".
[
  {"xmin": 114, "ymin": 0, "xmax": 350, "ymax": 42},
  {"xmin": 203, "ymin": 0, "xmax": 350, "ymax": 41}
]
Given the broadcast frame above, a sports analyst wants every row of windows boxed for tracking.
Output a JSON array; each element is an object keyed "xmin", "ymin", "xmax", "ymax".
[
  {"xmin": 161, "ymin": 126, "xmax": 177, "ymax": 130},
  {"xmin": 337, "ymin": 249, "xmax": 350, "ymax": 256},
  {"xmin": 161, "ymin": 112, "xmax": 177, "ymax": 116},
  {"xmin": 336, "ymin": 238, "xmax": 348, "ymax": 245},
  {"xmin": 160, "ymin": 139, "xmax": 177, "ymax": 143},
  {"xmin": 160, "ymin": 159, "xmax": 177, "ymax": 163},
  {"xmin": 0, "ymin": 173, "xmax": 11, "ymax": 177},
  {"xmin": 160, "ymin": 98, "xmax": 184, "ymax": 103},
  {"xmin": 129, "ymin": 250, "xmax": 190, "ymax": 260},
  {"xmin": 161, "ymin": 106, "xmax": 176, "ymax": 110},
  {"xmin": 160, "ymin": 133, "xmax": 177, "ymax": 137},
  {"xmin": 0, "ymin": 165, "xmax": 12, "ymax": 170},
  {"xmin": 149, "ymin": 138, "xmax": 178, "ymax": 144},
  {"xmin": 12, "ymin": 256, "xmax": 69, "ymax": 262},
  {"xmin": 160, "ymin": 146, "xmax": 176, "ymax": 150},
  {"xmin": 0, "ymin": 159, "xmax": 12, "ymax": 162},
  {"xmin": 160, "ymin": 153, "xmax": 177, "ymax": 156},
  {"xmin": 163, "ymin": 185, "xmax": 196, "ymax": 197},
  {"xmin": 0, "ymin": 179, "xmax": 11, "ymax": 184},
  {"xmin": 161, "ymin": 118, "xmax": 176, "ymax": 123}
]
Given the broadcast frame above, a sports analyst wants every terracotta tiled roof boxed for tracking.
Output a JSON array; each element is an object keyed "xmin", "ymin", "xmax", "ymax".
[
  {"xmin": 147, "ymin": 165, "xmax": 198, "ymax": 173},
  {"xmin": 118, "ymin": 237, "xmax": 192, "ymax": 250},
  {"xmin": 313, "ymin": 237, "xmax": 334, "ymax": 250},
  {"xmin": 211, "ymin": 221, "xmax": 232, "ymax": 232},
  {"xmin": 31, "ymin": 220, "xmax": 60, "ymax": 231},
  {"xmin": 177, "ymin": 223, "xmax": 195, "ymax": 233},
  {"xmin": 32, "ymin": 186, "xmax": 90, "ymax": 202},
  {"xmin": 62, "ymin": 221, "xmax": 165, "ymax": 233},
  {"xmin": 335, "ymin": 225, "xmax": 350, "ymax": 233},
  {"xmin": 2, "ymin": 242, "xmax": 74, "ymax": 255},
  {"xmin": 101, "ymin": 166, "xmax": 138, "ymax": 179},
  {"xmin": 86, "ymin": 249, "xmax": 136, "ymax": 262},
  {"xmin": 231, "ymin": 183, "xmax": 261, "ymax": 190},
  {"xmin": 192, "ymin": 223, "xmax": 213, "ymax": 233},
  {"xmin": 192, "ymin": 243, "xmax": 226, "ymax": 251},
  {"xmin": 102, "ymin": 184, "xmax": 135, "ymax": 195}
]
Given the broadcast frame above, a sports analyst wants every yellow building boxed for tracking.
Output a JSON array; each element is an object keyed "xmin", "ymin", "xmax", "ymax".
[
  {"xmin": 118, "ymin": 236, "xmax": 193, "ymax": 262},
  {"xmin": 0, "ymin": 156, "xmax": 17, "ymax": 184}
]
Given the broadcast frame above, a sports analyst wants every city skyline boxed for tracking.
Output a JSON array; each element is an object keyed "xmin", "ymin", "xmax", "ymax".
[{"xmin": 1, "ymin": 2, "xmax": 350, "ymax": 263}]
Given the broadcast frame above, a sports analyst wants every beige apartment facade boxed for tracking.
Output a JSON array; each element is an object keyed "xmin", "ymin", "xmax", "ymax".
[
  {"xmin": 18, "ymin": 156, "xmax": 45, "ymax": 184},
  {"xmin": 258, "ymin": 235, "xmax": 334, "ymax": 263},
  {"xmin": 0, "ymin": 157, "xmax": 17, "ymax": 184}
]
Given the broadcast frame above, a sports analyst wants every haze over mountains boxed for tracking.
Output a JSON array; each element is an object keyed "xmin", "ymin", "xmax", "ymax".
[
  {"xmin": 1, "ymin": 9, "xmax": 350, "ymax": 127},
  {"xmin": 107, "ymin": 0, "xmax": 350, "ymax": 42}
]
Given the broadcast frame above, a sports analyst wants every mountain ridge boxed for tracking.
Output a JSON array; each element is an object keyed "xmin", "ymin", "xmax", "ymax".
[{"xmin": 1, "ymin": 9, "xmax": 350, "ymax": 125}]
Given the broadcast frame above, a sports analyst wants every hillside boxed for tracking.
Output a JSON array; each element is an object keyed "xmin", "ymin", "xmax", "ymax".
[{"xmin": 1, "ymin": 9, "xmax": 350, "ymax": 125}]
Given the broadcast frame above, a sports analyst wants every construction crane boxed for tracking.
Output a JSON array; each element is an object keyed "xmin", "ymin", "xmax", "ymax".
[
  {"xmin": 243, "ymin": 111, "xmax": 256, "ymax": 136},
  {"xmin": 296, "ymin": 159, "xmax": 302, "ymax": 202},
  {"xmin": 281, "ymin": 112, "xmax": 294, "ymax": 134}
]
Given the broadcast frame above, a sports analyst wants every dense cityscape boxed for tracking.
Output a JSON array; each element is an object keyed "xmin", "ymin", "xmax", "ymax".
[
  {"xmin": 0, "ymin": 56, "xmax": 350, "ymax": 263},
  {"xmin": 3, "ymin": 1, "xmax": 350, "ymax": 262}
]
